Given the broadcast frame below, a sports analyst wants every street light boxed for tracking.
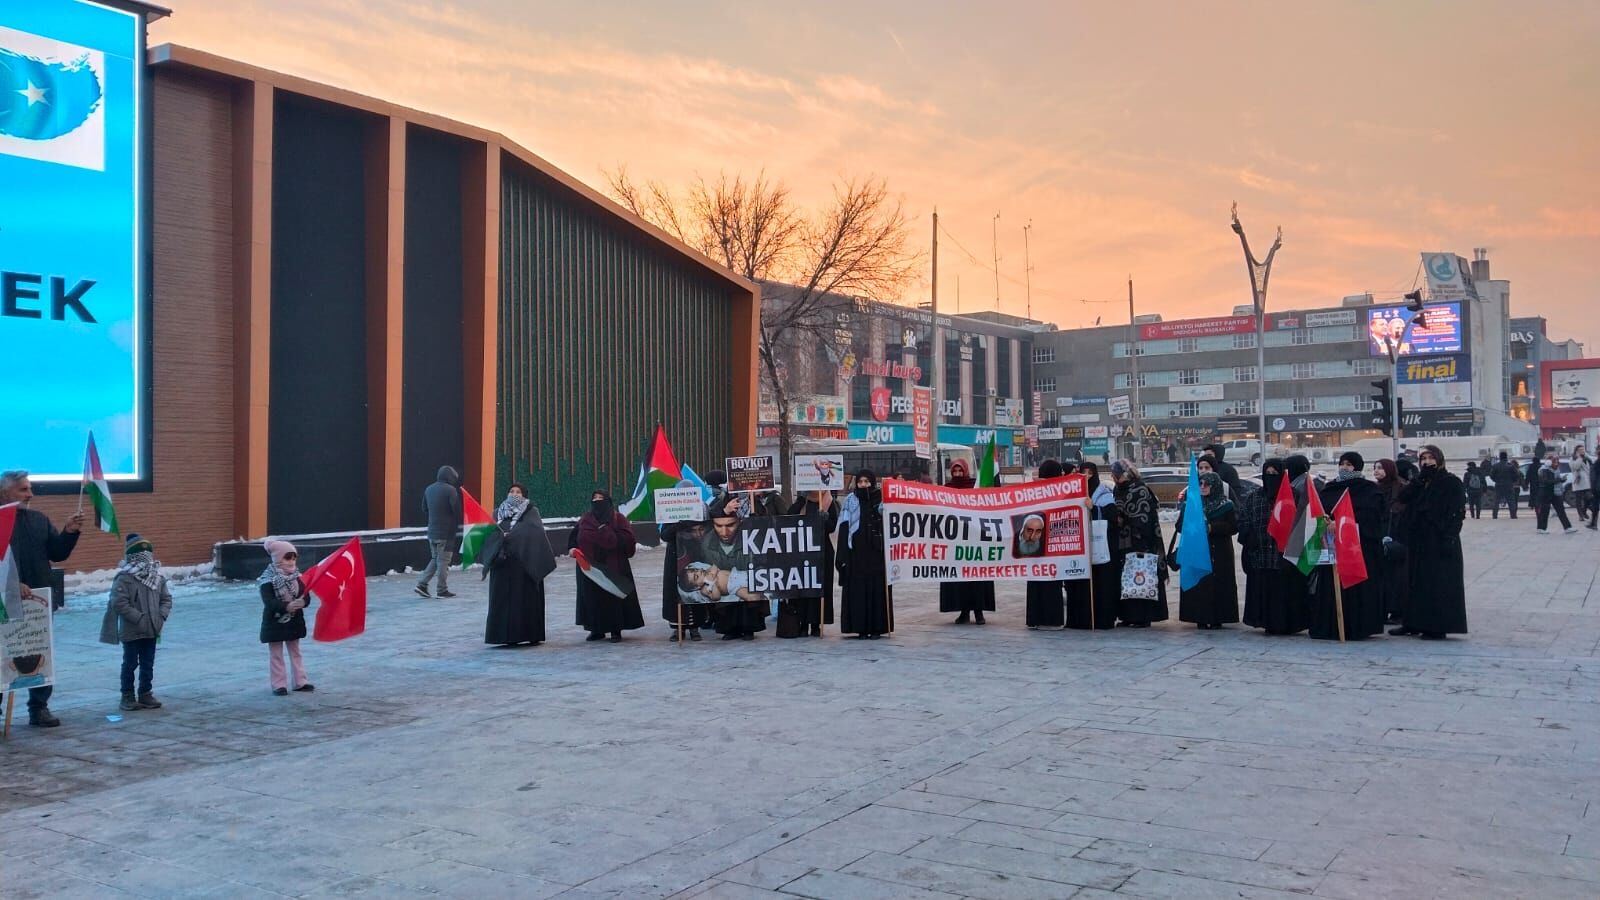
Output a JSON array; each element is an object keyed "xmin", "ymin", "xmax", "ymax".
[{"xmin": 1230, "ymin": 204, "xmax": 1282, "ymax": 462}]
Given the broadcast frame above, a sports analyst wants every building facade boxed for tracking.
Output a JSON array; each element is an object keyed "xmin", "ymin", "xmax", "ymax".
[
  {"xmin": 757, "ymin": 291, "xmax": 1042, "ymax": 465},
  {"xmin": 23, "ymin": 36, "xmax": 758, "ymax": 570},
  {"xmin": 1033, "ymin": 254, "xmax": 1533, "ymax": 464}
]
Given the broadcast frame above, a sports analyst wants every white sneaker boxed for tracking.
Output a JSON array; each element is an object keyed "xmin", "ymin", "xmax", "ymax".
[
  {"xmin": 1536, "ymin": 529, "xmax": 1549, "ymax": 534},
  {"xmin": 1565, "ymin": 527, "xmax": 1578, "ymax": 534}
]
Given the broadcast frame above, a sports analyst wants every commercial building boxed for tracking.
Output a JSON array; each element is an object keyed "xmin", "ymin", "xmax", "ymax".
[
  {"xmin": 1537, "ymin": 359, "xmax": 1600, "ymax": 440},
  {"xmin": 10, "ymin": 1, "xmax": 759, "ymax": 570},
  {"xmin": 1509, "ymin": 317, "xmax": 1585, "ymax": 428},
  {"xmin": 1031, "ymin": 251, "xmax": 1530, "ymax": 462},
  {"xmin": 757, "ymin": 289, "xmax": 1044, "ymax": 465}
]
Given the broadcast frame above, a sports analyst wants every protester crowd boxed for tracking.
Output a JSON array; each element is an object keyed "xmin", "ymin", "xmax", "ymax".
[{"xmin": 4, "ymin": 437, "xmax": 1596, "ymax": 729}]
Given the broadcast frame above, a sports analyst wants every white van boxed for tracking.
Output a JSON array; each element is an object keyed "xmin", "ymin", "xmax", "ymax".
[{"xmin": 1217, "ymin": 439, "xmax": 1284, "ymax": 466}]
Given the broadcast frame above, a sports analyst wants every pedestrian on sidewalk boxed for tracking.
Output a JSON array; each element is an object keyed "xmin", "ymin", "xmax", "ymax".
[
  {"xmin": 1374, "ymin": 459, "xmax": 1410, "ymax": 626},
  {"xmin": 1571, "ymin": 446, "xmax": 1593, "ymax": 526},
  {"xmin": 1390, "ymin": 446, "xmax": 1467, "ymax": 639},
  {"xmin": 1488, "ymin": 452, "xmax": 1521, "ymax": 520},
  {"xmin": 836, "ymin": 469, "xmax": 892, "ymax": 639},
  {"xmin": 100, "ymin": 534, "xmax": 173, "ymax": 711},
  {"xmin": 1463, "ymin": 461, "xmax": 1486, "ymax": 520},
  {"xmin": 1589, "ymin": 445, "xmax": 1600, "ymax": 531},
  {"xmin": 416, "ymin": 465, "xmax": 463, "ymax": 598},
  {"xmin": 1533, "ymin": 456, "xmax": 1575, "ymax": 534},
  {"xmin": 259, "ymin": 539, "xmax": 314, "ymax": 695},
  {"xmin": 1, "ymin": 469, "xmax": 82, "ymax": 727}
]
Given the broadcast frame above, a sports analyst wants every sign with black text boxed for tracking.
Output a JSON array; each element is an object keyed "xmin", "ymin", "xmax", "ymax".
[
  {"xmin": 882, "ymin": 478, "xmax": 1090, "ymax": 584},
  {"xmin": 672, "ymin": 515, "xmax": 825, "ymax": 604},
  {"xmin": 723, "ymin": 455, "xmax": 775, "ymax": 493}
]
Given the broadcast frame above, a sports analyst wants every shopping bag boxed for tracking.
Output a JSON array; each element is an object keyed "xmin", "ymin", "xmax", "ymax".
[
  {"xmin": 1121, "ymin": 552, "xmax": 1159, "ymax": 600},
  {"xmin": 1090, "ymin": 519, "xmax": 1112, "ymax": 565}
]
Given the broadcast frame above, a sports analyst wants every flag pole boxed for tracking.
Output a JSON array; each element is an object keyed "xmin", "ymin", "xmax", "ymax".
[
  {"xmin": 76, "ymin": 434, "xmax": 88, "ymax": 517},
  {"xmin": 1331, "ymin": 542, "xmax": 1346, "ymax": 643}
]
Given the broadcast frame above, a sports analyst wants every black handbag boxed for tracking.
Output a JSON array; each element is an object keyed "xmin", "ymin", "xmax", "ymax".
[{"xmin": 1164, "ymin": 529, "xmax": 1181, "ymax": 573}]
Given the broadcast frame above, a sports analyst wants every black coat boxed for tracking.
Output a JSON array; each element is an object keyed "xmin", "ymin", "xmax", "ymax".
[
  {"xmin": 259, "ymin": 576, "xmax": 309, "ymax": 643},
  {"xmin": 1398, "ymin": 468, "xmax": 1468, "ymax": 634},
  {"xmin": 484, "ymin": 510, "xmax": 555, "ymax": 645},
  {"xmin": 1176, "ymin": 507, "xmax": 1239, "ymax": 626},
  {"xmin": 836, "ymin": 491, "xmax": 892, "ymax": 635},
  {"xmin": 574, "ymin": 511, "xmax": 645, "ymax": 633},
  {"xmin": 8, "ymin": 508, "xmax": 79, "ymax": 588},
  {"xmin": 1310, "ymin": 478, "xmax": 1387, "ymax": 640},
  {"xmin": 787, "ymin": 497, "xmax": 839, "ymax": 625}
]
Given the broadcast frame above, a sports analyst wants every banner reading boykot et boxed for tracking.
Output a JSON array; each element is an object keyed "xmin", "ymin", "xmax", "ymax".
[{"xmin": 881, "ymin": 477, "xmax": 1091, "ymax": 585}]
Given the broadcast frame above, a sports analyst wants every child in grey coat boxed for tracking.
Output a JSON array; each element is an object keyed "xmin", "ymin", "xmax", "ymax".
[{"xmin": 99, "ymin": 534, "xmax": 173, "ymax": 711}]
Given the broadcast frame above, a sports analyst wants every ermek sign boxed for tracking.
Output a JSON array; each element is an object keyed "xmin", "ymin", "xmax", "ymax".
[{"xmin": 0, "ymin": 0, "xmax": 145, "ymax": 483}]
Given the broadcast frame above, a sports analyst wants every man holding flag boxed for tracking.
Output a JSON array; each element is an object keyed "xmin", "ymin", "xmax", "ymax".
[{"xmin": 1, "ymin": 470, "xmax": 83, "ymax": 727}]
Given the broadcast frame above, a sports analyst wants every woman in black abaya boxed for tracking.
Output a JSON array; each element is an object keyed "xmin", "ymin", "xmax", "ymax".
[
  {"xmin": 483, "ymin": 485, "xmax": 556, "ymax": 647},
  {"xmin": 836, "ymin": 470, "xmax": 892, "ymax": 639},
  {"xmin": 939, "ymin": 459, "xmax": 996, "ymax": 624}
]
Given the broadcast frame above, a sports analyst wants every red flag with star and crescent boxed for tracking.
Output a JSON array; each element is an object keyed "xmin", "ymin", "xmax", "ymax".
[
  {"xmin": 303, "ymin": 536, "xmax": 367, "ymax": 642},
  {"xmin": 1330, "ymin": 491, "xmax": 1369, "ymax": 589},
  {"xmin": 1267, "ymin": 470, "xmax": 1297, "ymax": 554}
]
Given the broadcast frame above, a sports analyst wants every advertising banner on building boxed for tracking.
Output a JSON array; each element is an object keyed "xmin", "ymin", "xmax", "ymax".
[
  {"xmin": 671, "ymin": 516, "xmax": 826, "ymax": 605},
  {"xmin": 1108, "ymin": 395, "xmax": 1131, "ymax": 417},
  {"xmin": 994, "ymin": 398, "xmax": 1024, "ymax": 427},
  {"xmin": 1, "ymin": 3, "xmax": 148, "ymax": 484},
  {"xmin": 882, "ymin": 477, "xmax": 1090, "ymax": 585},
  {"xmin": 911, "ymin": 386, "xmax": 934, "ymax": 459},
  {"xmin": 1169, "ymin": 384, "xmax": 1224, "ymax": 402},
  {"xmin": 1139, "ymin": 316, "xmax": 1255, "ymax": 341},
  {"xmin": 1422, "ymin": 252, "xmax": 1479, "ymax": 301}
]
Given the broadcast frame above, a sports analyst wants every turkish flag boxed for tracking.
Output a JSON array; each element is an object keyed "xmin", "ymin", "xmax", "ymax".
[
  {"xmin": 1330, "ymin": 491, "xmax": 1369, "ymax": 589},
  {"xmin": 304, "ymin": 537, "xmax": 367, "ymax": 642},
  {"xmin": 1267, "ymin": 473, "xmax": 1296, "ymax": 554}
]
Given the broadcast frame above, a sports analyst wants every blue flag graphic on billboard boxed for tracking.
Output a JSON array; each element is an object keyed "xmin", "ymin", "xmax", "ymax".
[{"xmin": 0, "ymin": 44, "xmax": 103, "ymax": 142}]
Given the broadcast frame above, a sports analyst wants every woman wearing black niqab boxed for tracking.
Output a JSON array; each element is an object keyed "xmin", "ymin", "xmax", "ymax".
[
  {"xmin": 836, "ymin": 469, "xmax": 893, "ymax": 639},
  {"xmin": 939, "ymin": 459, "xmax": 996, "ymax": 624},
  {"xmin": 573, "ymin": 489, "xmax": 646, "ymax": 642},
  {"xmin": 1391, "ymin": 445, "xmax": 1467, "ymax": 639},
  {"xmin": 1236, "ymin": 458, "xmax": 1309, "ymax": 635}
]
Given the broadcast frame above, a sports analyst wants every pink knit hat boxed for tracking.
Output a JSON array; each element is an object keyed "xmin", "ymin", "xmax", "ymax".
[{"xmin": 263, "ymin": 539, "xmax": 298, "ymax": 565}]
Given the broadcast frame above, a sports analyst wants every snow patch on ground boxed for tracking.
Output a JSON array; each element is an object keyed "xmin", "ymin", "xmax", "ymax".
[{"xmin": 59, "ymin": 562, "xmax": 227, "ymax": 611}]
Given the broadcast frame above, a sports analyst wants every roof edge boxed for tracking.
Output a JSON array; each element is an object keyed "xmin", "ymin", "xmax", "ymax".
[{"xmin": 147, "ymin": 43, "xmax": 756, "ymax": 298}]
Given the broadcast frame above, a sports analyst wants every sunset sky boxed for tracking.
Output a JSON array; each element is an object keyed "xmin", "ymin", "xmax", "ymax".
[{"xmin": 156, "ymin": 1, "xmax": 1600, "ymax": 352}]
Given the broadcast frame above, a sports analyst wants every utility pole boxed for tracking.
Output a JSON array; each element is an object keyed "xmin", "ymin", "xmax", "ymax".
[
  {"xmin": 1230, "ymin": 203, "xmax": 1283, "ymax": 463},
  {"xmin": 1022, "ymin": 220, "xmax": 1034, "ymax": 321},
  {"xmin": 1128, "ymin": 276, "xmax": 1142, "ymax": 462},
  {"xmin": 931, "ymin": 208, "xmax": 941, "ymax": 464},
  {"xmin": 991, "ymin": 212, "xmax": 1001, "ymax": 311}
]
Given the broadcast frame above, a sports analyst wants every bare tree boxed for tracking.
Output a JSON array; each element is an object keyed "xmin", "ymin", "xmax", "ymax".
[{"xmin": 607, "ymin": 168, "xmax": 920, "ymax": 501}]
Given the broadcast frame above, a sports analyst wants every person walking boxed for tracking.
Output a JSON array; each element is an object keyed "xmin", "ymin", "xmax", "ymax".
[
  {"xmin": 1462, "ymin": 461, "xmax": 1486, "ymax": 520},
  {"xmin": 1533, "ymin": 456, "xmax": 1576, "ymax": 534},
  {"xmin": 1571, "ymin": 446, "xmax": 1593, "ymax": 526},
  {"xmin": 259, "ymin": 540, "xmax": 314, "ymax": 695},
  {"xmin": 0, "ymin": 469, "xmax": 83, "ymax": 727},
  {"xmin": 1311, "ymin": 452, "xmax": 1386, "ymax": 640},
  {"xmin": 1589, "ymin": 445, "xmax": 1600, "ymax": 531},
  {"xmin": 836, "ymin": 470, "xmax": 892, "ymax": 639},
  {"xmin": 1024, "ymin": 460, "xmax": 1066, "ymax": 628},
  {"xmin": 574, "ymin": 490, "xmax": 646, "ymax": 642},
  {"xmin": 1238, "ymin": 458, "xmax": 1309, "ymax": 635},
  {"xmin": 99, "ymin": 534, "xmax": 172, "ymax": 711},
  {"xmin": 1390, "ymin": 446, "xmax": 1467, "ymax": 639},
  {"xmin": 482, "ymin": 484, "xmax": 556, "ymax": 647},
  {"xmin": 1175, "ymin": 471, "xmax": 1239, "ymax": 630},
  {"xmin": 939, "ymin": 460, "xmax": 994, "ymax": 625},
  {"xmin": 1488, "ymin": 451, "xmax": 1521, "ymax": 520},
  {"xmin": 416, "ymin": 465, "xmax": 463, "ymax": 598},
  {"xmin": 1110, "ymin": 460, "xmax": 1168, "ymax": 628}
]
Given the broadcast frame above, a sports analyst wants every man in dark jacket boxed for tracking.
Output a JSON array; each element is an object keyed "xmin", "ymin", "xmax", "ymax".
[
  {"xmin": 1, "ymin": 470, "xmax": 83, "ymax": 727},
  {"xmin": 1202, "ymin": 444, "xmax": 1243, "ymax": 499},
  {"xmin": 416, "ymin": 465, "xmax": 463, "ymax": 598},
  {"xmin": 1488, "ymin": 452, "xmax": 1521, "ymax": 520},
  {"xmin": 1589, "ymin": 446, "xmax": 1600, "ymax": 531}
]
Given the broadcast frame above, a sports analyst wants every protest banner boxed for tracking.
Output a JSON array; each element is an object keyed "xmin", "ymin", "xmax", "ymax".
[
  {"xmin": 653, "ymin": 487, "xmax": 707, "ymax": 524},
  {"xmin": 882, "ymin": 478, "xmax": 1091, "ymax": 584},
  {"xmin": 2, "ymin": 588, "xmax": 54, "ymax": 694},
  {"xmin": 672, "ymin": 515, "xmax": 825, "ymax": 605},
  {"xmin": 724, "ymin": 455, "xmax": 775, "ymax": 493},
  {"xmin": 793, "ymin": 454, "xmax": 845, "ymax": 493}
]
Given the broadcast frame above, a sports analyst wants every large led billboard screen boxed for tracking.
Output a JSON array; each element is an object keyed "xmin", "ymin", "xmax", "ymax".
[
  {"xmin": 0, "ymin": 0, "xmax": 146, "ymax": 484},
  {"xmin": 1366, "ymin": 302, "xmax": 1463, "ymax": 358}
]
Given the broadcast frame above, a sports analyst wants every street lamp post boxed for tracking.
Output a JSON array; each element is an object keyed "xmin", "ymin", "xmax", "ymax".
[{"xmin": 1230, "ymin": 204, "xmax": 1282, "ymax": 463}]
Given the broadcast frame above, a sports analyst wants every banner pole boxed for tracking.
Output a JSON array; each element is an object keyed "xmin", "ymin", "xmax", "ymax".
[
  {"xmin": 3, "ymin": 693, "xmax": 13, "ymax": 739},
  {"xmin": 1088, "ymin": 565, "xmax": 1096, "ymax": 631},
  {"xmin": 676, "ymin": 601, "xmax": 684, "ymax": 647}
]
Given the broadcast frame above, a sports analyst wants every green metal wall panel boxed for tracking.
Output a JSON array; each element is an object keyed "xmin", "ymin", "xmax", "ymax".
[{"xmin": 498, "ymin": 157, "xmax": 738, "ymax": 517}]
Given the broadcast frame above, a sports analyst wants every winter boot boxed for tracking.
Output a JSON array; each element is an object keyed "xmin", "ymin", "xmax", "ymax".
[
  {"xmin": 120, "ymin": 693, "xmax": 139, "ymax": 711},
  {"xmin": 137, "ymin": 692, "xmax": 162, "ymax": 709}
]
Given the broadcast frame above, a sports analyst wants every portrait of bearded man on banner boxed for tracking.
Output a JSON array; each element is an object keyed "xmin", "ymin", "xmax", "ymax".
[{"xmin": 1012, "ymin": 513, "xmax": 1047, "ymax": 558}]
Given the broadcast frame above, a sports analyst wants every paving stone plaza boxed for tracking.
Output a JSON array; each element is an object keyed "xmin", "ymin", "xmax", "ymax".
[{"xmin": 4, "ymin": 515, "xmax": 1600, "ymax": 899}]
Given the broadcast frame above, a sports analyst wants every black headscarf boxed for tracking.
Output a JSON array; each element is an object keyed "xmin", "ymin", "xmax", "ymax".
[
  {"xmin": 1038, "ymin": 459, "xmax": 1064, "ymax": 479},
  {"xmin": 1081, "ymin": 461, "xmax": 1101, "ymax": 495},
  {"xmin": 853, "ymin": 468, "xmax": 879, "ymax": 505},
  {"xmin": 589, "ymin": 490, "xmax": 615, "ymax": 522},
  {"xmin": 1284, "ymin": 455, "xmax": 1310, "ymax": 480},
  {"xmin": 1261, "ymin": 456, "xmax": 1287, "ymax": 499}
]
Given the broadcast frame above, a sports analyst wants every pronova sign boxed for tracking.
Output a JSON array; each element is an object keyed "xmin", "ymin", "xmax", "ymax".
[
  {"xmin": 0, "ymin": 0, "xmax": 148, "ymax": 484},
  {"xmin": 881, "ymin": 476, "xmax": 1090, "ymax": 584}
]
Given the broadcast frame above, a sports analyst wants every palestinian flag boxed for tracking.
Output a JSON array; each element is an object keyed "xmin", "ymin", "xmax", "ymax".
[
  {"xmin": 618, "ymin": 424, "xmax": 683, "ymax": 523},
  {"xmin": 82, "ymin": 431, "xmax": 119, "ymax": 535},
  {"xmin": 1283, "ymin": 480, "xmax": 1329, "ymax": 575},
  {"xmin": 977, "ymin": 433, "xmax": 1000, "ymax": 487},
  {"xmin": 457, "ymin": 488, "xmax": 497, "ymax": 568}
]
